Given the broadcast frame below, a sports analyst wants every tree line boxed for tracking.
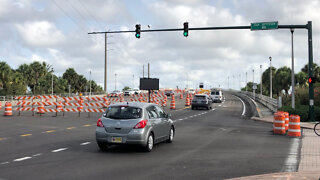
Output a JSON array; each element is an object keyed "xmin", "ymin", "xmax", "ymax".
[
  {"xmin": 242, "ymin": 63, "xmax": 320, "ymax": 97},
  {"xmin": 0, "ymin": 61, "xmax": 103, "ymax": 96}
]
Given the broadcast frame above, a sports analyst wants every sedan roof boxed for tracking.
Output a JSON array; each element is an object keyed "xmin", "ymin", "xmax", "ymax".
[{"xmin": 109, "ymin": 102, "xmax": 157, "ymax": 109}]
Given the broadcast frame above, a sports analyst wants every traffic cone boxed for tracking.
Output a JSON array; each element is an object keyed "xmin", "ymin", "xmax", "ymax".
[
  {"xmin": 170, "ymin": 100, "xmax": 176, "ymax": 110},
  {"xmin": 185, "ymin": 97, "xmax": 190, "ymax": 106},
  {"xmin": 4, "ymin": 102, "xmax": 12, "ymax": 116},
  {"xmin": 37, "ymin": 104, "xmax": 45, "ymax": 114}
]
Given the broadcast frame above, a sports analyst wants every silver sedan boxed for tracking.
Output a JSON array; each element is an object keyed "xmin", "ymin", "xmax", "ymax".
[{"xmin": 96, "ymin": 102, "xmax": 175, "ymax": 152}]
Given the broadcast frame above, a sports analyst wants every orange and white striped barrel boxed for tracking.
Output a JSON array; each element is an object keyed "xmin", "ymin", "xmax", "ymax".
[
  {"xmin": 170, "ymin": 100, "xmax": 176, "ymax": 110},
  {"xmin": 37, "ymin": 104, "xmax": 45, "ymax": 114},
  {"xmin": 288, "ymin": 115, "xmax": 301, "ymax": 137},
  {"xmin": 185, "ymin": 97, "xmax": 190, "ymax": 106},
  {"xmin": 0, "ymin": 101, "xmax": 2, "ymax": 110},
  {"xmin": 273, "ymin": 112, "xmax": 286, "ymax": 135},
  {"xmin": 284, "ymin": 112, "xmax": 289, "ymax": 131},
  {"xmin": 22, "ymin": 100, "xmax": 26, "ymax": 107},
  {"xmin": 180, "ymin": 93, "xmax": 183, "ymax": 99},
  {"xmin": 4, "ymin": 102, "xmax": 12, "ymax": 116}
]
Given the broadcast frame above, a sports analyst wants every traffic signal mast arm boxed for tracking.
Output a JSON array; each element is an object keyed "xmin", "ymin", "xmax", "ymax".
[{"xmin": 88, "ymin": 24, "xmax": 307, "ymax": 35}]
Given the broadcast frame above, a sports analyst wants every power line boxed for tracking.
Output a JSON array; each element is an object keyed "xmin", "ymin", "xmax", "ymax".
[{"xmin": 77, "ymin": 0, "xmax": 105, "ymax": 30}]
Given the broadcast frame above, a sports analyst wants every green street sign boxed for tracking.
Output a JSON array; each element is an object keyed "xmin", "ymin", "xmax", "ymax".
[{"xmin": 251, "ymin": 21, "xmax": 278, "ymax": 30}]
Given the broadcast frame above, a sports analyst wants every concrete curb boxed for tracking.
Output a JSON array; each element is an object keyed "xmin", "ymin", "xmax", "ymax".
[
  {"xmin": 251, "ymin": 116, "xmax": 316, "ymax": 130},
  {"xmin": 241, "ymin": 94, "xmax": 263, "ymax": 119},
  {"xmin": 226, "ymin": 171, "xmax": 320, "ymax": 180}
]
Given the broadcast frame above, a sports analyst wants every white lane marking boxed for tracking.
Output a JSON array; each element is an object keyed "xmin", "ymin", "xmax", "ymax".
[
  {"xmin": 194, "ymin": 115, "xmax": 198, "ymax": 117},
  {"xmin": 189, "ymin": 116, "xmax": 194, "ymax": 118},
  {"xmin": 0, "ymin": 162, "xmax": 9, "ymax": 165},
  {"xmin": 218, "ymin": 105, "xmax": 222, "ymax": 107},
  {"xmin": 173, "ymin": 120, "xmax": 177, "ymax": 122},
  {"xmin": 233, "ymin": 95, "xmax": 246, "ymax": 116},
  {"xmin": 80, "ymin": 142, "xmax": 91, "ymax": 146},
  {"xmin": 281, "ymin": 138, "xmax": 300, "ymax": 172},
  {"xmin": 178, "ymin": 119, "xmax": 183, "ymax": 121},
  {"xmin": 13, "ymin": 157, "xmax": 32, "ymax": 162},
  {"xmin": 33, "ymin": 153, "xmax": 42, "ymax": 157},
  {"xmin": 52, "ymin": 148, "xmax": 68, "ymax": 153}
]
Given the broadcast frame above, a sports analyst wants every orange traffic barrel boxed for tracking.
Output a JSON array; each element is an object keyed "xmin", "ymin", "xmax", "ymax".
[
  {"xmin": 185, "ymin": 97, "xmax": 190, "ymax": 106},
  {"xmin": 170, "ymin": 100, "xmax": 176, "ymax": 110},
  {"xmin": 37, "ymin": 104, "xmax": 45, "ymax": 114},
  {"xmin": 56, "ymin": 101, "xmax": 63, "ymax": 111},
  {"xmin": 4, "ymin": 102, "xmax": 12, "ymax": 116},
  {"xmin": 22, "ymin": 100, "xmax": 26, "ymax": 107},
  {"xmin": 273, "ymin": 112, "xmax": 286, "ymax": 135},
  {"xmin": 288, "ymin": 115, "xmax": 301, "ymax": 137},
  {"xmin": 284, "ymin": 112, "xmax": 289, "ymax": 131},
  {"xmin": 180, "ymin": 93, "xmax": 183, "ymax": 99},
  {"xmin": 0, "ymin": 101, "xmax": 2, "ymax": 110}
]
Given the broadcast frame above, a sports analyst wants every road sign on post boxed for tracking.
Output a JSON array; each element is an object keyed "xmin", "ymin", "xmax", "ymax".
[
  {"xmin": 251, "ymin": 21, "xmax": 278, "ymax": 31},
  {"xmin": 253, "ymin": 83, "xmax": 257, "ymax": 90}
]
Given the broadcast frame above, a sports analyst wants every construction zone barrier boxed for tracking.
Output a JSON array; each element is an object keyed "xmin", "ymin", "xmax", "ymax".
[
  {"xmin": 4, "ymin": 102, "xmax": 12, "ymax": 116},
  {"xmin": 185, "ymin": 97, "xmax": 190, "ymax": 106},
  {"xmin": 273, "ymin": 112, "xmax": 286, "ymax": 135},
  {"xmin": 170, "ymin": 99, "xmax": 176, "ymax": 110},
  {"xmin": 288, "ymin": 115, "xmax": 301, "ymax": 137},
  {"xmin": 37, "ymin": 104, "xmax": 45, "ymax": 114},
  {"xmin": 0, "ymin": 101, "xmax": 2, "ymax": 110},
  {"xmin": 284, "ymin": 112, "xmax": 289, "ymax": 131}
]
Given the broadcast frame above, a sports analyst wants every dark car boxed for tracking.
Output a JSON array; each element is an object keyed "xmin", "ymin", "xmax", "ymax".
[
  {"xmin": 191, "ymin": 94, "xmax": 213, "ymax": 110},
  {"xmin": 165, "ymin": 90, "xmax": 174, "ymax": 96}
]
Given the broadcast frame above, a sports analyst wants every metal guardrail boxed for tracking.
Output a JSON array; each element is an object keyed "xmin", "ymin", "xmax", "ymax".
[{"xmin": 241, "ymin": 91, "xmax": 280, "ymax": 112}]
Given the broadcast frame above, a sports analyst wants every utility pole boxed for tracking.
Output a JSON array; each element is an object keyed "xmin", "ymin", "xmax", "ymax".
[
  {"xmin": 291, "ymin": 28, "xmax": 295, "ymax": 109},
  {"xmin": 246, "ymin": 72, "xmax": 247, "ymax": 92},
  {"xmin": 233, "ymin": 75, "xmax": 234, "ymax": 90},
  {"xmin": 132, "ymin": 74, "xmax": 134, "ymax": 88},
  {"xmin": 253, "ymin": 69, "xmax": 255, "ymax": 100},
  {"xmin": 260, "ymin": 65, "xmax": 262, "ymax": 96},
  {"xmin": 114, "ymin": 73, "xmax": 117, "ymax": 91},
  {"xmin": 228, "ymin": 76, "xmax": 229, "ymax": 89},
  {"xmin": 269, "ymin": 56, "xmax": 272, "ymax": 98},
  {"xmin": 104, "ymin": 33, "xmax": 107, "ymax": 93},
  {"xmin": 68, "ymin": 85, "xmax": 71, "ymax": 97},
  {"xmin": 143, "ymin": 64, "xmax": 145, "ymax": 78},
  {"xmin": 239, "ymin": 74, "xmax": 241, "ymax": 91},
  {"xmin": 89, "ymin": 70, "xmax": 92, "ymax": 96},
  {"xmin": 148, "ymin": 63, "xmax": 150, "ymax": 103},
  {"xmin": 307, "ymin": 21, "xmax": 314, "ymax": 122},
  {"xmin": 51, "ymin": 68, "xmax": 53, "ymax": 95}
]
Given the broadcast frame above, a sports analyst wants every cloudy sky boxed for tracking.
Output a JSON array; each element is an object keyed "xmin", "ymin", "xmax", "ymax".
[{"xmin": 1, "ymin": 0, "xmax": 320, "ymax": 91}]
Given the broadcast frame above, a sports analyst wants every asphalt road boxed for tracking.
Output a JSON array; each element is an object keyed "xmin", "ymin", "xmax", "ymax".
[{"xmin": 0, "ymin": 92, "xmax": 295, "ymax": 180}]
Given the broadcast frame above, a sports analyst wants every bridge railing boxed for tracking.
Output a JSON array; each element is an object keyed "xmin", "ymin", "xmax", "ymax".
[{"xmin": 241, "ymin": 91, "xmax": 280, "ymax": 112}]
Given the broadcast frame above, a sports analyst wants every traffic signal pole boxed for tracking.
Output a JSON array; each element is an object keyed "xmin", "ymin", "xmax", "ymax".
[
  {"xmin": 88, "ymin": 22, "xmax": 314, "ymax": 121},
  {"xmin": 307, "ymin": 21, "xmax": 314, "ymax": 122}
]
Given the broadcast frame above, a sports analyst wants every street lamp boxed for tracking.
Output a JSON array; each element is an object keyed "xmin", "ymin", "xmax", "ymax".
[
  {"xmin": 291, "ymin": 28, "xmax": 295, "ymax": 109},
  {"xmin": 253, "ymin": 69, "xmax": 255, "ymax": 100},
  {"xmin": 51, "ymin": 68, "xmax": 54, "ymax": 95},
  {"xmin": 260, "ymin": 65, "xmax": 262, "ymax": 96},
  {"xmin": 115, "ymin": 73, "xmax": 117, "ymax": 91},
  {"xmin": 245, "ymin": 72, "xmax": 247, "ymax": 92},
  {"xmin": 68, "ymin": 84, "xmax": 71, "ymax": 97},
  {"xmin": 89, "ymin": 70, "xmax": 92, "ymax": 96},
  {"xmin": 269, "ymin": 56, "xmax": 272, "ymax": 98}
]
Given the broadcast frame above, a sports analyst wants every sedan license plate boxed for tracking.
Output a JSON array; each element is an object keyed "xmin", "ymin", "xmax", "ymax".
[{"xmin": 111, "ymin": 137, "xmax": 122, "ymax": 143}]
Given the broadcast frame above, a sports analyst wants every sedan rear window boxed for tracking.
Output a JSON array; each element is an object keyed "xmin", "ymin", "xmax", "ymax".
[
  {"xmin": 194, "ymin": 95, "xmax": 206, "ymax": 100},
  {"xmin": 105, "ymin": 106, "xmax": 142, "ymax": 119}
]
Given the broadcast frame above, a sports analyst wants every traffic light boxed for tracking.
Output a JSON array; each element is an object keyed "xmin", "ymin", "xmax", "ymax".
[
  {"xmin": 183, "ymin": 22, "xmax": 188, "ymax": 37},
  {"xmin": 308, "ymin": 77, "xmax": 316, "ymax": 84},
  {"xmin": 135, "ymin": 24, "xmax": 141, "ymax": 38}
]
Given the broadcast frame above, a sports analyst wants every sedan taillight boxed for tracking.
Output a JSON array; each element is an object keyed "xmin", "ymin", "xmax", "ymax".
[
  {"xmin": 97, "ymin": 118, "xmax": 104, "ymax": 127},
  {"xmin": 134, "ymin": 120, "xmax": 148, "ymax": 129}
]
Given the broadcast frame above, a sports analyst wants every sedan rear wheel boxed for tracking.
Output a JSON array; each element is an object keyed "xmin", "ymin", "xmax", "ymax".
[{"xmin": 144, "ymin": 133, "xmax": 154, "ymax": 152}]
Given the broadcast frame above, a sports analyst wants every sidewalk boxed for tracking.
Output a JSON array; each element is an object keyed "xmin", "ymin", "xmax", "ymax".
[{"xmin": 231, "ymin": 101, "xmax": 320, "ymax": 179}]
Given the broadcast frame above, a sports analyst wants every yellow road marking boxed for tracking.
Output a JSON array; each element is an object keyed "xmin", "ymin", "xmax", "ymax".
[
  {"xmin": 21, "ymin": 134, "xmax": 32, "ymax": 137},
  {"xmin": 0, "ymin": 138, "xmax": 4, "ymax": 141},
  {"xmin": 83, "ymin": 124, "xmax": 91, "ymax": 127},
  {"xmin": 67, "ymin": 127, "xmax": 75, "ymax": 130},
  {"xmin": 45, "ymin": 130, "xmax": 56, "ymax": 133}
]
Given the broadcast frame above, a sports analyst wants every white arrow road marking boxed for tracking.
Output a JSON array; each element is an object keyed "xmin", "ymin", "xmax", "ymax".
[
  {"xmin": 52, "ymin": 148, "xmax": 68, "ymax": 153},
  {"xmin": 13, "ymin": 157, "xmax": 32, "ymax": 162}
]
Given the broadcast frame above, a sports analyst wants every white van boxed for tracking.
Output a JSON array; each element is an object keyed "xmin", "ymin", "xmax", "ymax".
[{"xmin": 210, "ymin": 90, "xmax": 223, "ymax": 103}]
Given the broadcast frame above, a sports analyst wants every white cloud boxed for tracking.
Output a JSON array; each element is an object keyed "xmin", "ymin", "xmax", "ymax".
[{"xmin": 16, "ymin": 21, "xmax": 65, "ymax": 47}]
